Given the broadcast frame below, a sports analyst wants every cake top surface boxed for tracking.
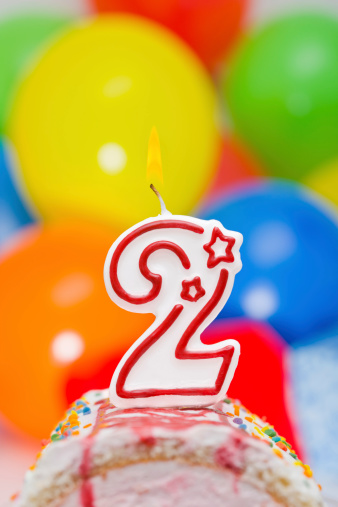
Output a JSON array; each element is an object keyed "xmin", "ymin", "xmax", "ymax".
[
  {"xmin": 12, "ymin": 389, "xmax": 323, "ymax": 507},
  {"xmin": 31, "ymin": 388, "xmax": 312, "ymax": 479}
]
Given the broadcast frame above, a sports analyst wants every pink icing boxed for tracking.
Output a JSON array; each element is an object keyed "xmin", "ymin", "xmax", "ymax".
[
  {"xmin": 79, "ymin": 440, "xmax": 94, "ymax": 507},
  {"xmin": 78, "ymin": 399, "xmax": 251, "ymax": 507},
  {"xmin": 214, "ymin": 434, "xmax": 248, "ymax": 474}
]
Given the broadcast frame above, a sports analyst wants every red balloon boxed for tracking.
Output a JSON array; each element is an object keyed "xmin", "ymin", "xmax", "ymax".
[
  {"xmin": 90, "ymin": 0, "xmax": 248, "ymax": 69},
  {"xmin": 202, "ymin": 318, "xmax": 304, "ymax": 458},
  {"xmin": 203, "ymin": 136, "xmax": 262, "ymax": 204}
]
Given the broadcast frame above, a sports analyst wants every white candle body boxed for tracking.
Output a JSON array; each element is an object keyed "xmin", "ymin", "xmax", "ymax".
[{"xmin": 104, "ymin": 214, "xmax": 243, "ymax": 409}]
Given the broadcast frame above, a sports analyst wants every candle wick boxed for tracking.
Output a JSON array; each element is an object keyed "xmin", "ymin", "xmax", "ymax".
[{"xmin": 150, "ymin": 184, "xmax": 172, "ymax": 216}]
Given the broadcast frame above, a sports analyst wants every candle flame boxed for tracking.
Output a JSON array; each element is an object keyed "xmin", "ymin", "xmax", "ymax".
[{"xmin": 147, "ymin": 127, "xmax": 163, "ymax": 188}]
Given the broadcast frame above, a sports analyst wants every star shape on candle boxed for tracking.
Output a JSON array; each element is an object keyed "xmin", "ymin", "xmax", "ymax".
[
  {"xmin": 181, "ymin": 276, "xmax": 206, "ymax": 303},
  {"xmin": 203, "ymin": 227, "xmax": 236, "ymax": 268}
]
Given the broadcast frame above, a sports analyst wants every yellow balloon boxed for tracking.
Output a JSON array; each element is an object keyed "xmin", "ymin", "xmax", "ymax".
[
  {"xmin": 304, "ymin": 160, "xmax": 338, "ymax": 208},
  {"xmin": 7, "ymin": 16, "xmax": 220, "ymax": 229}
]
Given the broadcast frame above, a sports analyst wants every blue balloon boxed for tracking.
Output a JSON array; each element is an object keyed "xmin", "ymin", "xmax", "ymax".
[
  {"xmin": 199, "ymin": 181, "xmax": 338, "ymax": 343},
  {"xmin": 0, "ymin": 141, "xmax": 34, "ymax": 244}
]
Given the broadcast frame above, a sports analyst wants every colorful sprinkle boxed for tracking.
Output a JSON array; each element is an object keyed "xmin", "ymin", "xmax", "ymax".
[
  {"xmin": 251, "ymin": 432, "xmax": 261, "ymax": 440},
  {"xmin": 273, "ymin": 448, "xmax": 283, "ymax": 459},
  {"xmin": 233, "ymin": 417, "xmax": 243, "ymax": 425},
  {"xmin": 255, "ymin": 426, "xmax": 264, "ymax": 436},
  {"xmin": 303, "ymin": 464, "xmax": 313, "ymax": 478},
  {"xmin": 51, "ymin": 434, "xmax": 62, "ymax": 441},
  {"xmin": 264, "ymin": 428, "xmax": 277, "ymax": 438},
  {"xmin": 276, "ymin": 441, "xmax": 288, "ymax": 452}
]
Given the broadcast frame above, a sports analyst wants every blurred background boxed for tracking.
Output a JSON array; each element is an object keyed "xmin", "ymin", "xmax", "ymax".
[{"xmin": 0, "ymin": 0, "xmax": 338, "ymax": 504}]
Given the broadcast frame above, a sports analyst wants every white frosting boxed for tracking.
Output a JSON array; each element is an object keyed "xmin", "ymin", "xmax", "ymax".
[
  {"xmin": 14, "ymin": 389, "xmax": 324, "ymax": 507},
  {"xmin": 104, "ymin": 215, "xmax": 243, "ymax": 409}
]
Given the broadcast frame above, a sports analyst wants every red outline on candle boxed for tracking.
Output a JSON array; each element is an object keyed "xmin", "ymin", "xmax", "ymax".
[
  {"xmin": 203, "ymin": 227, "xmax": 236, "ymax": 268},
  {"xmin": 109, "ymin": 220, "xmax": 204, "ymax": 305},
  {"xmin": 181, "ymin": 276, "xmax": 206, "ymax": 302},
  {"xmin": 116, "ymin": 269, "xmax": 234, "ymax": 399},
  {"xmin": 109, "ymin": 220, "xmax": 235, "ymax": 400}
]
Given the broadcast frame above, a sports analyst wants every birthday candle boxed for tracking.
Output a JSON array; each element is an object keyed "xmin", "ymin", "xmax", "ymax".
[{"xmin": 104, "ymin": 130, "xmax": 243, "ymax": 409}]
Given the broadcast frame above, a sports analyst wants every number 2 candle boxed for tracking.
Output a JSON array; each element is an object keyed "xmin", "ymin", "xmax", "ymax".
[{"xmin": 104, "ymin": 133, "xmax": 243, "ymax": 409}]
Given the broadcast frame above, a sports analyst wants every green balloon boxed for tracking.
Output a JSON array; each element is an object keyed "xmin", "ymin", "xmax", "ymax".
[
  {"xmin": 0, "ymin": 13, "xmax": 70, "ymax": 133},
  {"xmin": 222, "ymin": 13, "xmax": 338, "ymax": 179}
]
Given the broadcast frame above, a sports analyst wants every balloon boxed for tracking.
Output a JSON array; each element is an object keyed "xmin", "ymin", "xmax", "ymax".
[
  {"xmin": 223, "ymin": 13, "xmax": 338, "ymax": 179},
  {"xmin": 199, "ymin": 181, "xmax": 338, "ymax": 343},
  {"xmin": 0, "ymin": 223, "xmax": 152, "ymax": 438},
  {"xmin": 8, "ymin": 16, "xmax": 220, "ymax": 232},
  {"xmin": 304, "ymin": 159, "xmax": 338, "ymax": 209},
  {"xmin": 0, "ymin": 13, "xmax": 70, "ymax": 133},
  {"xmin": 203, "ymin": 318, "xmax": 302, "ymax": 457},
  {"xmin": 202, "ymin": 135, "xmax": 262, "ymax": 205},
  {"xmin": 91, "ymin": 0, "xmax": 248, "ymax": 70},
  {"xmin": 290, "ymin": 329, "xmax": 338, "ymax": 498},
  {"xmin": 0, "ymin": 141, "xmax": 33, "ymax": 245}
]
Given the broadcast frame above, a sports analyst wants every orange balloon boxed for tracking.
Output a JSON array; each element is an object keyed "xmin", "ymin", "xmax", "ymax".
[{"xmin": 0, "ymin": 222, "xmax": 152, "ymax": 438}]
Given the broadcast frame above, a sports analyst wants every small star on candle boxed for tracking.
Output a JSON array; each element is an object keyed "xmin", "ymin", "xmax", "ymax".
[
  {"xmin": 203, "ymin": 227, "xmax": 236, "ymax": 268},
  {"xmin": 181, "ymin": 276, "xmax": 206, "ymax": 302}
]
